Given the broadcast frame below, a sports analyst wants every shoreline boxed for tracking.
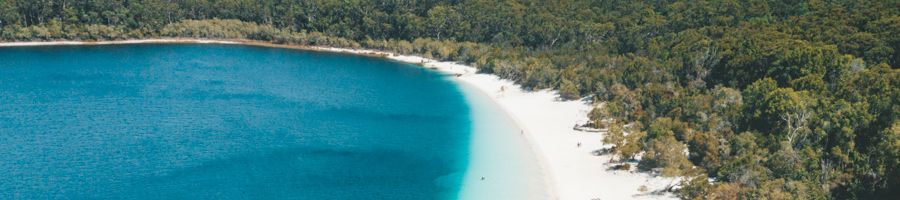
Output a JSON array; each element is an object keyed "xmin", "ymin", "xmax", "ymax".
[{"xmin": 1, "ymin": 39, "xmax": 677, "ymax": 199}]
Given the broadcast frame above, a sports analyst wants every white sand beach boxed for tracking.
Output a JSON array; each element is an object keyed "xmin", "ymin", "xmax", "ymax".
[
  {"xmin": 315, "ymin": 43, "xmax": 681, "ymax": 200},
  {"xmin": 1, "ymin": 39, "xmax": 678, "ymax": 199}
]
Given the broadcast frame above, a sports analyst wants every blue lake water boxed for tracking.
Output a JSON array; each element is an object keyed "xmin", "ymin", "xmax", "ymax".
[{"xmin": 0, "ymin": 44, "xmax": 489, "ymax": 199}]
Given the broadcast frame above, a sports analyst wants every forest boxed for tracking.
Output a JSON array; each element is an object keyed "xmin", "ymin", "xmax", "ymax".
[{"xmin": 0, "ymin": 0, "xmax": 897, "ymax": 199}]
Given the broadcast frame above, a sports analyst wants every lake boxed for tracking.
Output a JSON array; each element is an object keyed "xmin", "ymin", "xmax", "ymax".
[{"xmin": 0, "ymin": 44, "xmax": 546, "ymax": 199}]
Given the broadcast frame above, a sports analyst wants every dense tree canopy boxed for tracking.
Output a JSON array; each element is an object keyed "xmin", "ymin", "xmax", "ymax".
[{"xmin": 0, "ymin": 0, "xmax": 897, "ymax": 199}]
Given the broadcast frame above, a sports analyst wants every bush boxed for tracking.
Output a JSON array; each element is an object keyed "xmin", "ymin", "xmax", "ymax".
[{"xmin": 640, "ymin": 135, "xmax": 694, "ymax": 177}]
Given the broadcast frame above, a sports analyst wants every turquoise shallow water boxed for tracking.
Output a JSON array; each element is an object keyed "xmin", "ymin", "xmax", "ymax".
[{"xmin": 0, "ymin": 44, "xmax": 478, "ymax": 199}]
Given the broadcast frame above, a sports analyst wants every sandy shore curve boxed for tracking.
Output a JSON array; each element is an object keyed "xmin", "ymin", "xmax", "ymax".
[{"xmin": 1, "ymin": 39, "xmax": 678, "ymax": 199}]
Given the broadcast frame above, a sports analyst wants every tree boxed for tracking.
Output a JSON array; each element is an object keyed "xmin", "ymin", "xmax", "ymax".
[
  {"xmin": 0, "ymin": 1, "xmax": 20, "ymax": 28},
  {"xmin": 619, "ymin": 122, "xmax": 646, "ymax": 161},
  {"xmin": 603, "ymin": 122, "xmax": 646, "ymax": 162},
  {"xmin": 742, "ymin": 78, "xmax": 778, "ymax": 132},
  {"xmin": 425, "ymin": 5, "xmax": 466, "ymax": 41},
  {"xmin": 1, "ymin": 1, "xmax": 897, "ymax": 198},
  {"xmin": 763, "ymin": 88, "xmax": 815, "ymax": 146},
  {"xmin": 603, "ymin": 122, "xmax": 626, "ymax": 161},
  {"xmin": 559, "ymin": 78, "xmax": 580, "ymax": 100},
  {"xmin": 641, "ymin": 134, "xmax": 694, "ymax": 177},
  {"xmin": 866, "ymin": 16, "xmax": 900, "ymax": 66}
]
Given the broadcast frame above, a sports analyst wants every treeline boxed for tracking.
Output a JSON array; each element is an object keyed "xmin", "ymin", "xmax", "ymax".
[
  {"xmin": 0, "ymin": 19, "xmax": 362, "ymax": 48},
  {"xmin": 162, "ymin": 19, "xmax": 360, "ymax": 48},
  {"xmin": 0, "ymin": 0, "xmax": 898, "ymax": 199}
]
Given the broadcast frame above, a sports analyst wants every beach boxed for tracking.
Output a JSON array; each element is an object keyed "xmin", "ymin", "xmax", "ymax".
[
  {"xmin": 309, "ymin": 41, "xmax": 682, "ymax": 200},
  {"xmin": 1, "ymin": 39, "xmax": 678, "ymax": 199}
]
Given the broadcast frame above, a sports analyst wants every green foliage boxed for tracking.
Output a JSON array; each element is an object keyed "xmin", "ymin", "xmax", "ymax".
[
  {"xmin": 603, "ymin": 122, "xmax": 626, "ymax": 158},
  {"xmin": 641, "ymin": 134, "xmax": 694, "ymax": 177},
  {"xmin": 1, "ymin": 0, "xmax": 898, "ymax": 198},
  {"xmin": 558, "ymin": 79, "xmax": 580, "ymax": 100},
  {"xmin": 603, "ymin": 122, "xmax": 647, "ymax": 163},
  {"xmin": 620, "ymin": 123, "xmax": 647, "ymax": 161}
]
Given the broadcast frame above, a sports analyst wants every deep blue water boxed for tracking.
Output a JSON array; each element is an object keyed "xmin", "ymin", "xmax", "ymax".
[{"xmin": 0, "ymin": 44, "xmax": 473, "ymax": 199}]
